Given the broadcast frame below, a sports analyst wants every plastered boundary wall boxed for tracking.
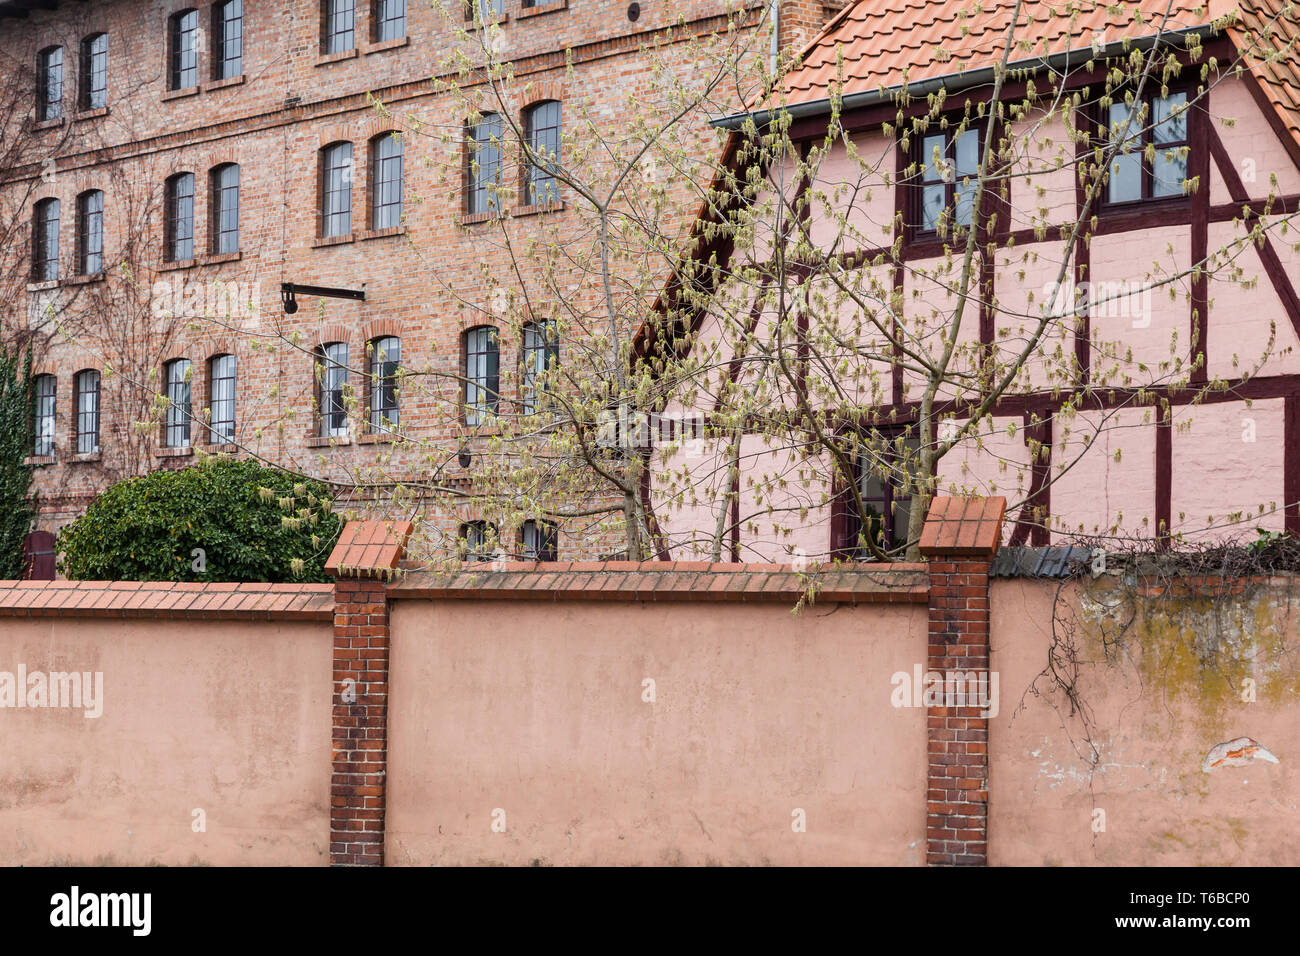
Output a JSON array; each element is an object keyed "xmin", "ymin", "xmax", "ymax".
[{"xmin": 0, "ymin": 499, "xmax": 1296, "ymax": 866}]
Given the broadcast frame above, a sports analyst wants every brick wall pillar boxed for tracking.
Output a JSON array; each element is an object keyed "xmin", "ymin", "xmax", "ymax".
[
  {"xmin": 918, "ymin": 497, "xmax": 1006, "ymax": 867},
  {"xmin": 325, "ymin": 520, "xmax": 413, "ymax": 867}
]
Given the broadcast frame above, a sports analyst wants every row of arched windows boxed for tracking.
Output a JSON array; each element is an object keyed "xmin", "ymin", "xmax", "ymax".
[
  {"xmin": 30, "ymin": 164, "xmax": 241, "ymax": 280},
  {"xmin": 32, "ymin": 368, "xmax": 104, "ymax": 457},
  {"xmin": 460, "ymin": 320, "xmax": 558, "ymax": 425},
  {"xmin": 466, "ymin": 100, "xmax": 563, "ymax": 214},
  {"xmin": 31, "ymin": 191, "xmax": 103, "ymax": 282},
  {"xmin": 461, "ymin": 518, "xmax": 558, "ymax": 562},
  {"xmin": 36, "ymin": 32, "xmax": 106, "ymax": 122},
  {"xmin": 318, "ymin": 132, "xmax": 405, "ymax": 239}
]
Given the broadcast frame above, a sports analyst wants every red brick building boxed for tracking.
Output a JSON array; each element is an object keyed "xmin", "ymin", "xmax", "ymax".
[{"xmin": 0, "ymin": 0, "xmax": 838, "ymax": 572}]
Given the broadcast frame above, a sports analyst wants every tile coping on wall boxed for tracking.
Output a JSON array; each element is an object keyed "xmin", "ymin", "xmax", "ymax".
[
  {"xmin": 0, "ymin": 580, "xmax": 334, "ymax": 620},
  {"xmin": 387, "ymin": 562, "xmax": 931, "ymax": 604}
]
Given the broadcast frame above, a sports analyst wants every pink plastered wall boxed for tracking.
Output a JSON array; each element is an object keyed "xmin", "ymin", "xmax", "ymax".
[
  {"xmin": 990, "ymin": 578, "xmax": 1300, "ymax": 865},
  {"xmin": 384, "ymin": 596, "xmax": 928, "ymax": 865},
  {"xmin": 1170, "ymin": 398, "xmax": 1286, "ymax": 541},
  {"xmin": 1049, "ymin": 407, "xmax": 1159, "ymax": 537},
  {"xmin": 0, "ymin": 617, "xmax": 332, "ymax": 865}
]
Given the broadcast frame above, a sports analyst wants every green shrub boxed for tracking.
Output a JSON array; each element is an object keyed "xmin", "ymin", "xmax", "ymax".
[{"xmin": 58, "ymin": 456, "xmax": 342, "ymax": 582}]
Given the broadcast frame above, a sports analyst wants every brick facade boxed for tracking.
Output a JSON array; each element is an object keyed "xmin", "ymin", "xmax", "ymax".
[{"xmin": 0, "ymin": 0, "xmax": 835, "ymax": 566}]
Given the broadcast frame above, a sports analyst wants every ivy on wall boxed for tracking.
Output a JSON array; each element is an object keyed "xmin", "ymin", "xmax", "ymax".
[{"xmin": 0, "ymin": 349, "xmax": 35, "ymax": 580}]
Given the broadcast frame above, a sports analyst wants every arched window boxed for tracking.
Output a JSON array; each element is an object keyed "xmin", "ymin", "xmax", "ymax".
[
  {"xmin": 460, "ymin": 520, "xmax": 496, "ymax": 561},
  {"xmin": 74, "ymin": 369, "xmax": 100, "ymax": 454},
  {"xmin": 79, "ymin": 34, "xmax": 107, "ymax": 111},
  {"xmin": 316, "ymin": 342, "xmax": 349, "ymax": 438},
  {"xmin": 370, "ymin": 133, "xmax": 403, "ymax": 229},
  {"xmin": 208, "ymin": 354, "xmax": 237, "ymax": 442},
  {"xmin": 165, "ymin": 172, "xmax": 195, "ymax": 262},
  {"xmin": 163, "ymin": 358, "xmax": 192, "ymax": 448},
  {"xmin": 76, "ymin": 189, "xmax": 104, "ymax": 276},
  {"xmin": 323, "ymin": 0, "xmax": 356, "ymax": 53},
  {"xmin": 320, "ymin": 142, "xmax": 353, "ymax": 237},
  {"xmin": 32, "ymin": 198, "xmax": 60, "ymax": 281},
  {"xmin": 462, "ymin": 325, "xmax": 499, "ymax": 425},
  {"xmin": 211, "ymin": 163, "xmax": 240, "ymax": 254},
  {"xmin": 521, "ymin": 319, "xmax": 558, "ymax": 414},
  {"xmin": 368, "ymin": 336, "xmax": 401, "ymax": 432},
  {"xmin": 522, "ymin": 100, "xmax": 561, "ymax": 204},
  {"xmin": 465, "ymin": 113, "xmax": 503, "ymax": 215},
  {"xmin": 213, "ymin": 0, "xmax": 243, "ymax": 80},
  {"xmin": 169, "ymin": 10, "xmax": 199, "ymax": 90},
  {"xmin": 33, "ymin": 374, "xmax": 56, "ymax": 456},
  {"xmin": 37, "ymin": 46, "xmax": 63, "ymax": 121},
  {"xmin": 373, "ymin": 0, "xmax": 405, "ymax": 41},
  {"xmin": 521, "ymin": 520, "xmax": 557, "ymax": 561}
]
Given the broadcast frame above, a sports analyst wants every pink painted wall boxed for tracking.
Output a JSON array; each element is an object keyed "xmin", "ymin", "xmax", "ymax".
[
  {"xmin": 0, "ymin": 617, "xmax": 332, "ymax": 865},
  {"xmin": 989, "ymin": 578, "xmax": 1300, "ymax": 865},
  {"xmin": 1170, "ymin": 398, "xmax": 1286, "ymax": 541},
  {"xmin": 385, "ymin": 597, "xmax": 928, "ymax": 865}
]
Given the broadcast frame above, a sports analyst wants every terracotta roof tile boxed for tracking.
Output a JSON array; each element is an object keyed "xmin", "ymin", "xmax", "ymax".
[
  {"xmin": 919, "ymin": 496, "xmax": 1007, "ymax": 556},
  {"xmin": 325, "ymin": 520, "xmax": 414, "ymax": 577},
  {"xmin": 774, "ymin": 0, "xmax": 1300, "ymax": 156}
]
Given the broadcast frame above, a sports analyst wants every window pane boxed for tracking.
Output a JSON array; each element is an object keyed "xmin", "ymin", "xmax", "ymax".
[
  {"xmin": 522, "ymin": 520, "xmax": 557, "ymax": 561},
  {"xmin": 165, "ymin": 359, "xmax": 192, "ymax": 447},
  {"xmin": 1107, "ymin": 101, "xmax": 1140, "ymax": 147},
  {"xmin": 1107, "ymin": 152, "xmax": 1142, "ymax": 203},
  {"xmin": 81, "ymin": 34, "xmax": 107, "ymax": 110},
  {"xmin": 464, "ymin": 327, "xmax": 499, "ymax": 425},
  {"xmin": 1153, "ymin": 93, "xmax": 1187, "ymax": 145},
  {"xmin": 214, "ymin": 164, "xmax": 240, "ymax": 253},
  {"xmin": 371, "ymin": 134, "xmax": 403, "ymax": 229},
  {"xmin": 522, "ymin": 320, "xmax": 557, "ymax": 413},
  {"xmin": 40, "ymin": 47, "xmax": 63, "ymax": 121},
  {"xmin": 34, "ymin": 376, "xmax": 56, "ymax": 456},
  {"xmin": 78, "ymin": 190, "xmax": 103, "ymax": 275},
  {"xmin": 369, "ymin": 336, "xmax": 400, "ymax": 431},
  {"xmin": 921, "ymin": 183, "xmax": 945, "ymax": 232},
  {"xmin": 463, "ymin": 521, "xmax": 496, "ymax": 560},
  {"xmin": 954, "ymin": 128, "xmax": 979, "ymax": 177},
  {"xmin": 172, "ymin": 11, "xmax": 197, "ymax": 90},
  {"xmin": 376, "ymin": 0, "xmax": 406, "ymax": 41},
  {"xmin": 326, "ymin": 0, "xmax": 356, "ymax": 53},
  {"xmin": 468, "ymin": 115, "xmax": 503, "ymax": 215},
  {"xmin": 218, "ymin": 0, "xmax": 243, "ymax": 79},
  {"xmin": 323, "ymin": 143, "xmax": 353, "ymax": 237},
  {"xmin": 76, "ymin": 370, "xmax": 100, "ymax": 454},
  {"xmin": 34, "ymin": 199, "xmax": 60, "ymax": 281},
  {"xmin": 526, "ymin": 101, "xmax": 561, "ymax": 204},
  {"xmin": 209, "ymin": 354, "xmax": 236, "ymax": 441},
  {"xmin": 1152, "ymin": 148, "xmax": 1187, "ymax": 198},
  {"xmin": 319, "ymin": 343, "xmax": 348, "ymax": 437},
  {"xmin": 168, "ymin": 174, "xmax": 195, "ymax": 261},
  {"xmin": 920, "ymin": 133, "xmax": 945, "ymax": 184}
]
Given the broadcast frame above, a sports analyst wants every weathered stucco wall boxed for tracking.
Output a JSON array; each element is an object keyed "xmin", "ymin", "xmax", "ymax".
[
  {"xmin": 385, "ymin": 597, "xmax": 928, "ymax": 865},
  {"xmin": 0, "ymin": 617, "xmax": 332, "ymax": 865},
  {"xmin": 990, "ymin": 577, "xmax": 1300, "ymax": 865}
]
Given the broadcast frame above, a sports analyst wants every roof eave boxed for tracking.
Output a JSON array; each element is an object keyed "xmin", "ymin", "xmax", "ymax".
[{"xmin": 711, "ymin": 24, "xmax": 1220, "ymax": 131}]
